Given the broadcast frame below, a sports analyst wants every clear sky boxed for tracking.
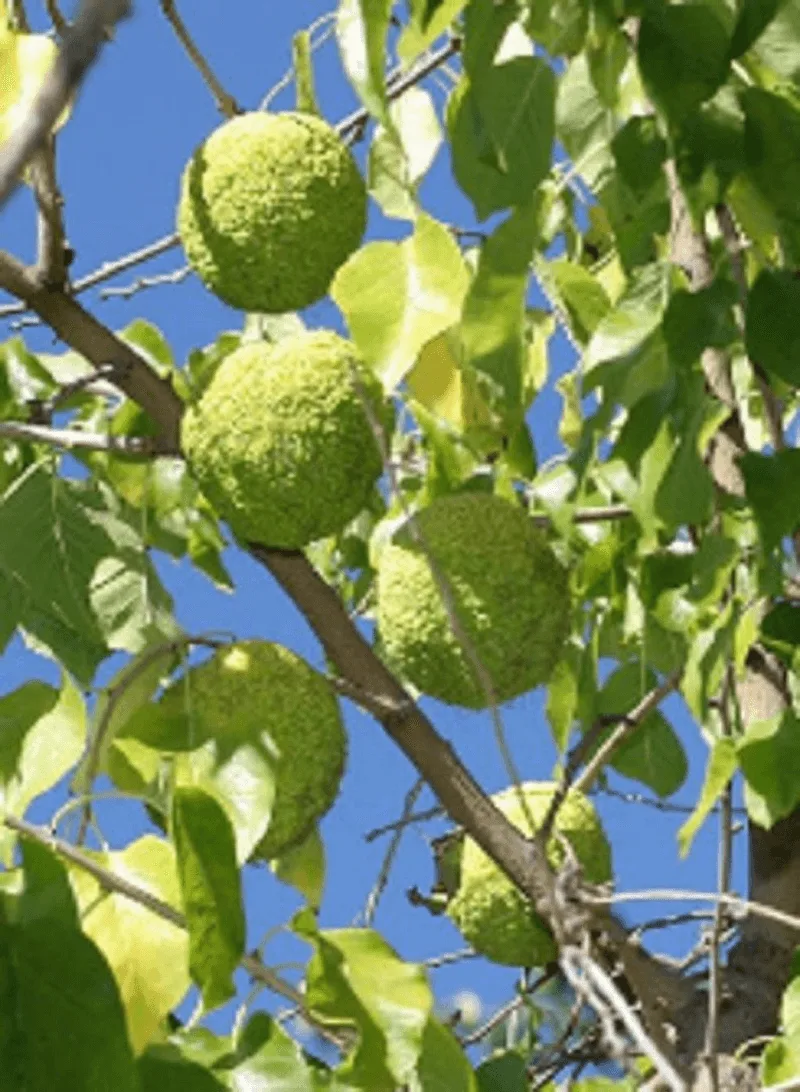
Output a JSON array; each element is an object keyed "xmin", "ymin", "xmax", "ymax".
[{"xmin": 0, "ymin": 0, "xmax": 745, "ymax": 1041}]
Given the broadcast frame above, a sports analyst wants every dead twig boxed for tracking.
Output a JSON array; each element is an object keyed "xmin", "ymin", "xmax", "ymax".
[{"xmin": 159, "ymin": 0, "xmax": 241, "ymax": 118}]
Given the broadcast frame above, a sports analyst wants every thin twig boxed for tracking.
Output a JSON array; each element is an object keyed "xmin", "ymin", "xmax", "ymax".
[
  {"xmin": 572, "ymin": 672, "xmax": 682, "ymax": 797},
  {"xmin": 0, "ymin": 0, "xmax": 133, "ymax": 210},
  {"xmin": 561, "ymin": 947, "xmax": 687, "ymax": 1091},
  {"xmin": 10, "ymin": 0, "xmax": 29, "ymax": 30},
  {"xmin": 260, "ymin": 12, "xmax": 337, "ymax": 110},
  {"xmin": 359, "ymin": 778, "xmax": 425, "ymax": 927},
  {"xmin": 0, "ymin": 419, "xmax": 166, "ymax": 455},
  {"xmin": 422, "ymin": 947, "xmax": 476, "ymax": 969},
  {"xmin": 460, "ymin": 968, "xmax": 554, "ymax": 1046},
  {"xmin": 99, "ymin": 265, "xmax": 191, "ymax": 299},
  {"xmin": 4, "ymin": 814, "xmax": 347, "ymax": 1049},
  {"xmin": 703, "ymin": 667, "xmax": 736, "ymax": 1092},
  {"xmin": 45, "ymin": 0, "xmax": 68, "ymax": 34},
  {"xmin": 159, "ymin": 0, "xmax": 241, "ymax": 118},
  {"xmin": 586, "ymin": 889, "xmax": 800, "ymax": 935},
  {"xmin": 364, "ymin": 804, "xmax": 445, "ymax": 842}
]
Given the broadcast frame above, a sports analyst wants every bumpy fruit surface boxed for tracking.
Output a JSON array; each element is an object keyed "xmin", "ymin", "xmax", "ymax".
[
  {"xmin": 375, "ymin": 493, "xmax": 570, "ymax": 708},
  {"xmin": 158, "ymin": 641, "xmax": 346, "ymax": 859},
  {"xmin": 447, "ymin": 782, "xmax": 612, "ymax": 966},
  {"xmin": 177, "ymin": 111, "xmax": 367, "ymax": 313},
  {"xmin": 181, "ymin": 331, "xmax": 384, "ymax": 548}
]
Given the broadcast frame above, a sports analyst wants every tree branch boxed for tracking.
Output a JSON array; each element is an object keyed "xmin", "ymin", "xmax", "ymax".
[
  {"xmin": 4, "ymin": 814, "xmax": 347, "ymax": 1049},
  {"xmin": 0, "ymin": 248, "xmax": 182, "ymax": 450},
  {"xmin": 0, "ymin": 419, "xmax": 166, "ymax": 454},
  {"xmin": 159, "ymin": 0, "xmax": 241, "ymax": 118},
  {"xmin": 0, "ymin": 0, "xmax": 133, "ymax": 210}
]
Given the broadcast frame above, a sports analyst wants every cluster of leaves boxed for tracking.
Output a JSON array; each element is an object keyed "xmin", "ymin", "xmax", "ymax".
[{"xmin": 1, "ymin": 0, "xmax": 800, "ymax": 1086}]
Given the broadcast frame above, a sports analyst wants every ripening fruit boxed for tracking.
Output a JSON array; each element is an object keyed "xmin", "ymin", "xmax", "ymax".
[
  {"xmin": 375, "ymin": 493, "xmax": 570, "ymax": 708},
  {"xmin": 447, "ymin": 782, "xmax": 612, "ymax": 967},
  {"xmin": 177, "ymin": 111, "xmax": 367, "ymax": 313},
  {"xmin": 157, "ymin": 641, "xmax": 347, "ymax": 860},
  {"xmin": 181, "ymin": 330, "xmax": 384, "ymax": 549}
]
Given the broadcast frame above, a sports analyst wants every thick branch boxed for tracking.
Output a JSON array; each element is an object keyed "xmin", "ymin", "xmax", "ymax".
[{"xmin": 0, "ymin": 249, "xmax": 182, "ymax": 450}]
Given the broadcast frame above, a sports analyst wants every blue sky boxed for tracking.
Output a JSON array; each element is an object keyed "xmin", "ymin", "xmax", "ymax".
[{"xmin": 0, "ymin": 1, "xmax": 745, "ymax": 1045}]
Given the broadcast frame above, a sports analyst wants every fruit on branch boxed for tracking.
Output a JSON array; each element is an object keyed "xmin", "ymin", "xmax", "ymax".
[
  {"xmin": 375, "ymin": 493, "xmax": 570, "ymax": 708},
  {"xmin": 181, "ymin": 330, "xmax": 384, "ymax": 549},
  {"xmin": 446, "ymin": 782, "xmax": 612, "ymax": 967},
  {"xmin": 157, "ymin": 641, "xmax": 347, "ymax": 860},
  {"xmin": 177, "ymin": 111, "xmax": 367, "ymax": 313}
]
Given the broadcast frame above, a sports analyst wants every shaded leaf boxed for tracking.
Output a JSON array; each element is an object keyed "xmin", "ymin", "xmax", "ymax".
[
  {"xmin": 172, "ymin": 786, "xmax": 245, "ymax": 1011},
  {"xmin": 745, "ymin": 269, "xmax": 800, "ymax": 387},
  {"xmin": 271, "ymin": 827, "xmax": 326, "ymax": 910},
  {"xmin": 740, "ymin": 449, "xmax": 800, "ymax": 551},
  {"xmin": 414, "ymin": 1018, "xmax": 477, "ymax": 1091},
  {"xmin": 678, "ymin": 738, "xmax": 738, "ymax": 856},
  {"xmin": 738, "ymin": 712, "xmax": 800, "ymax": 827},
  {"xmin": 448, "ymin": 58, "xmax": 555, "ymax": 220}
]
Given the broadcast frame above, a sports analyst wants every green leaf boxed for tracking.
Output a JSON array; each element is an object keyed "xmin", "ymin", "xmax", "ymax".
[
  {"xmin": 172, "ymin": 786, "xmax": 245, "ymax": 1011},
  {"xmin": 539, "ymin": 258, "xmax": 612, "ymax": 347},
  {"xmin": 271, "ymin": 827, "xmax": 326, "ymax": 910},
  {"xmin": 295, "ymin": 916, "xmax": 433, "ymax": 1090},
  {"xmin": 738, "ymin": 712, "xmax": 800, "ymax": 827},
  {"xmin": 585, "ymin": 263, "xmax": 669, "ymax": 374},
  {"xmin": 745, "ymin": 269, "xmax": 800, "ymax": 387},
  {"xmin": 407, "ymin": 330, "xmax": 494, "ymax": 440},
  {"xmin": 664, "ymin": 280, "xmax": 739, "ymax": 369},
  {"xmin": 368, "ymin": 87, "xmax": 442, "ymax": 220},
  {"xmin": 0, "ymin": 677, "xmax": 86, "ymax": 864},
  {"xmin": 740, "ymin": 449, "xmax": 800, "ymax": 551},
  {"xmin": 556, "ymin": 54, "xmax": 616, "ymax": 192},
  {"xmin": 547, "ymin": 647, "xmax": 581, "ymax": 752},
  {"xmin": 730, "ymin": 0, "xmax": 783, "ymax": 56},
  {"xmin": 76, "ymin": 639, "xmax": 184, "ymax": 792},
  {"xmin": 742, "ymin": 89, "xmax": 800, "ymax": 259},
  {"xmin": 638, "ymin": 0, "xmax": 731, "ymax": 123},
  {"xmin": 0, "ymin": 846, "xmax": 138, "ymax": 1091},
  {"xmin": 476, "ymin": 1050, "xmax": 527, "ymax": 1091},
  {"xmin": 293, "ymin": 29, "xmax": 320, "ymax": 115},
  {"xmin": 459, "ymin": 202, "xmax": 540, "ymax": 423},
  {"xmin": 596, "ymin": 664, "xmax": 688, "ymax": 796},
  {"xmin": 448, "ymin": 58, "xmax": 556, "ymax": 220},
  {"xmin": 678, "ymin": 737, "xmax": 738, "ymax": 856},
  {"xmin": 398, "ymin": 0, "xmax": 466, "ymax": 64},
  {"xmin": 414, "ymin": 1018, "xmax": 477, "ymax": 1092},
  {"xmin": 655, "ymin": 396, "xmax": 715, "ymax": 529},
  {"xmin": 750, "ymin": 0, "xmax": 800, "ymax": 85},
  {"xmin": 226, "ymin": 1012, "xmax": 323, "ymax": 1091},
  {"xmin": 118, "ymin": 319, "xmax": 174, "ymax": 375},
  {"xmin": 332, "ymin": 213, "xmax": 469, "ymax": 390},
  {"xmin": 138, "ymin": 1044, "xmax": 227, "ymax": 1091},
  {"xmin": 524, "ymin": 0, "xmax": 588, "ymax": 56},
  {"xmin": 69, "ymin": 835, "xmax": 190, "ymax": 1055},
  {"xmin": 0, "ymin": 464, "xmax": 175, "ymax": 683},
  {"xmin": 17, "ymin": 839, "xmax": 79, "ymax": 928},
  {"xmin": 336, "ymin": 0, "xmax": 393, "ymax": 122},
  {"xmin": 760, "ymin": 602, "xmax": 800, "ymax": 664}
]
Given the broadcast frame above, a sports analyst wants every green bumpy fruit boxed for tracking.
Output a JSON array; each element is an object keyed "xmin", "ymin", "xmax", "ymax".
[
  {"xmin": 177, "ymin": 111, "xmax": 367, "ymax": 313},
  {"xmin": 375, "ymin": 493, "xmax": 570, "ymax": 708},
  {"xmin": 158, "ymin": 641, "xmax": 347, "ymax": 860},
  {"xmin": 181, "ymin": 331, "xmax": 384, "ymax": 549},
  {"xmin": 447, "ymin": 782, "xmax": 612, "ymax": 967}
]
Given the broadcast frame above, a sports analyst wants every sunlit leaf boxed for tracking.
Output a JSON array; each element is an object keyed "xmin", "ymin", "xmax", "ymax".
[
  {"xmin": 678, "ymin": 738, "xmax": 738, "ymax": 856},
  {"xmin": 69, "ymin": 836, "xmax": 190, "ymax": 1054}
]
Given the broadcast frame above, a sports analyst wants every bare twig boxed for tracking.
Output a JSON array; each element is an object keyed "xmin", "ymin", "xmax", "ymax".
[
  {"xmin": 0, "ymin": 419, "xmax": 165, "ymax": 454},
  {"xmin": 359, "ymin": 778, "xmax": 425, "ymax": 926},
  {"xmin": 529, "ymin": 503, "xmax": 633, "ymax": 528},
  {"xmin": 572, "ymin": 672, "xmax": 682, "ymax": 797},
  {"xmin": 586, "ymin": 889, "xmax": 800, "ymax": 935},
  {"xmin": 159, "ymin": 0, "xmax": 240, "ymax": 118},
  {"xmin": 260, "ymin": 12, "xmax": 337, "ymax": 110},
  {"xmin": 9, "ymin": 0, "xmax": 29, "ymax": 30},
  {"xmin": 45, "ymin": 0, "xmax": 69, "ymax": 34},
  {"xmin": 460, "ymin": 968, "xmax": 554, "ymax": 1046},
  {"xmin": 0, "ymin": 0, "xmax": 133, "ymax": 210},
  {"xmin": 703, "ymin": 667, "xmax": 736, "ymax": 1092},
  {"xmin": 561, "ymin": 946, "xmax": 687, "ymax": 1091},
  {"xmin": 4, "ymin": 814, "xmax": 346, "ymax": 1049},
  {"xmin": 364, "ymin": 804, "xmax": 445, "ymax": 842},
  {"xmin": 422, "ymin": 947, "xmax": 476, "ymax": 968},
  {"xmin": 0, "ymin": 248, "xmax": 183, "ymax": 450},
  {"xmin": 99, "ymin": 265, "xmax": 191, "ymax": 299}
]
